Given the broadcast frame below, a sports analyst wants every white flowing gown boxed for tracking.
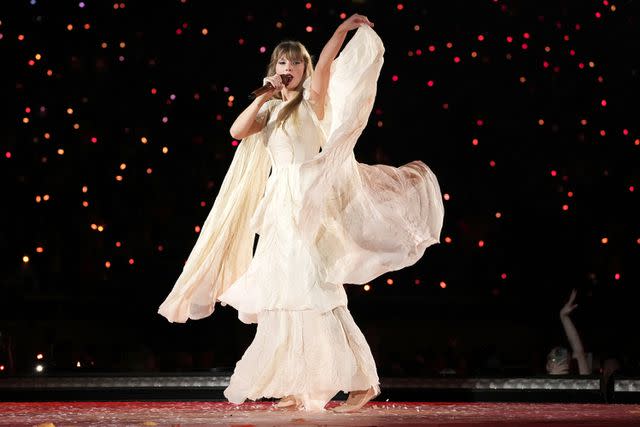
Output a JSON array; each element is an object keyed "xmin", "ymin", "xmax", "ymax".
[{"xmin": 159, "ymin": 26, "xmax": 444, "ymax": 411}]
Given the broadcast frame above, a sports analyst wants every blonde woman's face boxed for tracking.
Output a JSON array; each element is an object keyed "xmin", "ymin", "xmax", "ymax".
[{"xmin": 275, "ymin": 55, "xmax": 305, "ymax": 90}]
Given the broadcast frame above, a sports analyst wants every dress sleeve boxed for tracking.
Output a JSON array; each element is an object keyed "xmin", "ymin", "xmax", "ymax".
[
  {"xmin": 158, "ymin": 128, "xmax": 272, "ymax": 322},
  {"xmin": 255, "ymin": 99, "xmax": 273, "ymax": 127},
  {"xmin": 302, "ymin": 77, "xmax": 331, "ymax": 146},
  {"xmin": 296, "ymin": 26, "xmax": 444, "ymax": 286}
]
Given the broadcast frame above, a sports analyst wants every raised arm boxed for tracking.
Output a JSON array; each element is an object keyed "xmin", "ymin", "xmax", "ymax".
[
  {"xmin": 308, "ymin": 14, "xmax": 374, "ymax": 120},
  {"xmin": 559, "ymin": 289, "xmax": 591, "ymax": 375}
]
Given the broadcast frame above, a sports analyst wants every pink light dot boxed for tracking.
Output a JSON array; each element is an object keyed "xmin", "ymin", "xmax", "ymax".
[
  {"xmin": 25, "ymin": 107, "xmax": 31, "ymax": 113},
  {"xmin": 176, "ymin": 29, "xmax": 182, "ymax": 35},
  {"xmin": 501, "ymin": 273, "xmax": 507, "ymax": 280},
  {"xmin": 426, "ymin": 80, "xmax": 434, "ymax": 87},
  {"xmin": 600, "ymin": 130, "xmax": 606, "ymax": 137},
  {"xmin": 523, "ymin": 32, "xmax": 530, "ymax": 39},
  {"xmin": 579, "ymin": 63, "xmax": 585, "ymax": 69},
  {"xmin": 162, "ymin": 116, "xmax": 168, "ymax": 124},
  {"xmin": 595, "ymin": 12, "xmax": 602, "ymax": 18},
  {"xmin": 453, "ymin": 56, "xmax": 461, "ymax": 63},
  {"xmin": 428, "ymin": 45, "xmax": 436, "ymax": 52},
  {"xmin": 543, "ymin": 61, "xmax": 550, "ymax": 68},
  {"xmin": 472, "ymin": 138, "xmax": 479, "ymax": 146},
  {"xmin": 195, "ymin": 225, "xmax": 201, "ymax": 233},
  {"xmin": 506, "ymin": 36, "xmax": 513, "ymax": 43},
  {"xmin": 629, "ymin": 186, "xmax": 635, "ymax": 192},
  {"xmin": 305, "ymin": 26, "xmax": 313, "ymax": 32},
  {"xmin": 231, "ymin": 140, "xmax": 239, "ymax": 147},
  {"xmin": 489, "ymin": 160, "xmax": 496, "ymax": 167},
  {"xmin": 416, "ymin": 49, "xmax": 422, "ymax": 55},
  {"xmin": 569, "ymin": 49, "xmax": 576, "ymax": 56},
  {"xmin": 238, "ymin": 38, "xmax": 245, "ymax": 45},
  {"xmin": 5, "ymin": 152, "xmax": 11, "ymax": 159},
  {"xmin": 392, "ymin": 75, "xmax": 399, "ymax": 82},
  {"xmin": 614, "ymin": 273, "xmax": 620, "ymax": 280},
  {"xmin": 477, "ymin": 34, "xmax": 485, "ymax": 41},
  {"xmin": 305, "ymin": 2, "xmax": 312, "ymax": 9},
  {"xmin": 551, "ymin": 170, "xmax": 557, "ymax": 177},
  {"xmin": 521, "ymin": 43, "xmax": 528, "ymax": 50},
  {"xmin": 476, "ymin": 119, "xmax": 484, "ymax": 126},
  {"xmin": 622, "ymin": 129, "xmax": 629, "ymax": 136},
  {"xmin": 568, "ymin": 191, "xmax": 574, "ymax": 197},
  {"xmin": 562, "ymin": 204, "xmax": 569, "ymax": 211},
  {"xmin": 200, "ymin": 201, "xmax": 206, "ymax": 207},
  {"xmin": 440, "ymin": 282, "xmax": 447, "ymax": 289},
  {"xmin": 478, "ymin": 240, "xmax": 485, "ymax": 248},
  {"xmin": 601, "ymin": 99, "xmax": 607, "ymax": 107},
  {"xmin": 339, "ymin": 12, "xmax": 347, "ymax": 19},
  {"xmin": 91, "ymin": 137, "xmax": 98, "ymax": 144},
  {"xmin": 259, "ymin": 46, "xmax": 266, "ymax": 53},
  {"xmin": 151, "ymin": 88, "xmax": 157, "ymax": 95},
  {"xmin": 397, "ymin": 3, "xmax": 404, "ymax": 11},
  {"xmin": 128, "ymin": 258, "xmax": 135, "ymax": 265}
]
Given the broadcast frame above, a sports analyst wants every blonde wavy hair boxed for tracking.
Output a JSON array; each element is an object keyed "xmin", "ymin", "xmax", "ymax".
[{"xmin": 266, "ymin": 40, "xmax": 314, "ymax": 130}]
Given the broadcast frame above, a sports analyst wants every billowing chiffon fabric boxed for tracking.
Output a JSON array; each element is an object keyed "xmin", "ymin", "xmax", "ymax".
[{"xmin": 159, "ymin": 26, "xmax": 444, "ymax": 411}]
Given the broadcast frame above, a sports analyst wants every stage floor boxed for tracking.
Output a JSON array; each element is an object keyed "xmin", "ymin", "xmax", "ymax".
[{"xmin": 0, "ymin": 401, "xmax": 639, "ymax": 426}]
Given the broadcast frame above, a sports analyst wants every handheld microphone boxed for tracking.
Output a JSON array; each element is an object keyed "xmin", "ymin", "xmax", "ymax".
[{"xmin": 249, "ymin": 74, "xmax": 293, "ymax": 99}]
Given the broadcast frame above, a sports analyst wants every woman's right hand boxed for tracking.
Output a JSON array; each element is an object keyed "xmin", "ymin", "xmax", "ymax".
[{"xmin": 261, "ymin": 74, "xmax": 285, "ymax": 98}]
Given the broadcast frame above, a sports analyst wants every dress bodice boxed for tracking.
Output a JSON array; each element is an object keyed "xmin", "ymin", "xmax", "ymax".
[{"xmin": 263, "ymin": 100, "xmax": 323, "ymax": 167}]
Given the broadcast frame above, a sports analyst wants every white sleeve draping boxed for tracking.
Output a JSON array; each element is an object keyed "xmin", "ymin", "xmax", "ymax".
[
  {"xmin": 158, "ymin": 129, "xmax": 272, "ymax": 323},
  {"xmin": 297, "ymin": 25, "xmax": 445, "ymax": 285}
]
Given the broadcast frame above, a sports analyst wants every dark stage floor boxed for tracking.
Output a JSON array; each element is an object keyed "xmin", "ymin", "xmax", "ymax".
[{"xmin": 1, "ymin": 401, "xmax": 639, "ymax": 426}]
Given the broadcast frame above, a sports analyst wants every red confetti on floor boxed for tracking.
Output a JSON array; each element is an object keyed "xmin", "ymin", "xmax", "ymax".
[{"xmin": 0, "ymin": 401, "xmax": 639, "ymax": 426}]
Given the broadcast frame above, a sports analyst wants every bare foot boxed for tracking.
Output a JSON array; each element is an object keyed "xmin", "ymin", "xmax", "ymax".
[
  {"xmin": 275, "ymin": 395, "xmax": 299, "ymax": 409},
  {"xmin": 331, "ymin": 387, "xmax": 377, "ymax": 413}
]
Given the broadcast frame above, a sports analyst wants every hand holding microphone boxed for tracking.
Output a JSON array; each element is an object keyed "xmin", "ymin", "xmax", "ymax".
[{"xmin": 249, "ymin": 74, "xmax": 293, "ymax": 99}]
